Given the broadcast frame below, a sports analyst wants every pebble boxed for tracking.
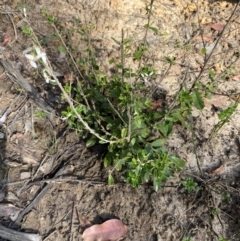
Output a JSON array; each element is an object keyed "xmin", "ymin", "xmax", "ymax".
[
  {"xmin": 0, "ymin": 132, "xmax": 5, "ymax": 139},
  {"xmin": 20, "ymin": 172, "xmax": 31, "ymax": 179},
  {"xmin": 6, "ymin": 192, "xmax": 18, "ymax": 202}
]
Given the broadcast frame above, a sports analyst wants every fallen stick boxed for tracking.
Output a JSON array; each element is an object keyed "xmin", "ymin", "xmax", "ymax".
[
  {"xmin": 0, "ymin": 224, "xmax": 42, "ymax": 241},
  {"xmin": 10, "ymin": 163, "xmax": 70, "ymax": 228},
  {"xmin": 9, "ymin": 183, "xmax": 53, "ymax": 228}
]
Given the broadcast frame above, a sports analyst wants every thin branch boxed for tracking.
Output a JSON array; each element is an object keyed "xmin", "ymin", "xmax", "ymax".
[
  {"xmin": 52, "ymin": 24, "xmax": 91, "ymax": 109},
  {"xmin": 189, "ymin": 115, "xmax": 203, "ymax": 177},
  {"xmin": 121, "ymin": 29, "xmax": 125, "ymax": 83},
  {"xmin": 70, "ymin": 202, "xmax": 75, "ymax": 241},
  {"xmin": 30, "ymin": 178, "xmax": 106, "ymax": 185},
  {"xmin": 137, "ymin": 0, "xmax": 155, "ymax": 71},
  {"xmin": 107, "ymin": 98, "xmax": 126, "ymax": 125},
  {"xmin": 127, "ymin": 105, "xmax": 131, "ymax": 143},
  {"xmin": 6, "ymin": 10, "xmax": 18, "ymax": 45}
]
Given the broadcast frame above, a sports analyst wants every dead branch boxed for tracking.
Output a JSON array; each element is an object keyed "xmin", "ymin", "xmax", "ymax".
[
  {"xmin": 10, "ymin": 184, "xmax": 53, "ymax": 228},
  {"xmin": 0, "ymin": 224, "xmax": 42, "ymax": 241}
]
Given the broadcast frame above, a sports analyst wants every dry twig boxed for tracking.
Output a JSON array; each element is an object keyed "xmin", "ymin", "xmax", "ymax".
[{"xmin": 0, "ymin": 224, "xmax": 42, "ymax": 241}]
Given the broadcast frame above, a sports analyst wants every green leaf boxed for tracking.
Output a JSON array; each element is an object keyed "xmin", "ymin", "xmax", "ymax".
[
  {"xmin": 195, "ymin": 82, "xmax": 203, "ymax": 89},
  {"xmin": 47, "ymin": 14, "xmax": 55, "ymax": 24},
  {"xmin": 209, "ymin": 69, "xmax": 216, "ymax": 81},
  {"xmin": 192, "ymin": 90, "xmax": 204, "ymax": 110},
  {"xmin": 142, "ymin": 168, "xmax": 150, "ymax": 182},
  {"xmin": 164, "ymin": 56, "xmax": 175, "ymax": 65},
  {"xmin": 156, "ymin": 121, "xmax": 173, "ymax": 137},
  {"xmin": 144, "ymin": 24, "xmax": 159, "ymax": 34},
  {"xmin": 114, "ymin": 157, "xmax": 129, "ymax": 171},
  {"xmin": 130, "ymin": 138, "xmax": 136, "ymax": 146},
  {"xmin": 169, "ymin": 110, "xmax": 185, "ymax": 125},
  {"xmin": 103, "ymin": 153, "xmax": 112, "ymax": 167},
  {"xmin": 86, "ymin": 139, "xmax": 96, "ymax": 147},
  {"xmin": 121, "ymin": 128, "xmax": 127, "ymax": 138},
  {"xmin": 218, "ymin": 103, "xmax": 238, "ymax": 121},
  {"xmin": 139, "ymin": 128, "xmax": 150, "ymax": 138},
  {"xmin": 151, "ymin": 139, "xmax": 164, "ymax": 147},
  {"xmin": 133, "ymin": 49, "xmax": 144, "ymax": 60},
  {"xmin": 201, "ymin": 47, "xmax": 206, "ymax": 54},
  {"xmin": 149, "ymin": 26, "xmax": 158, "ymax": 34},
  {"xmin": 123, "ymin": 37, "xmax": 132, "ymax": 45},
  {"xmin": 58, "ymin": 46, "xmax": 67, "ymax": 52},
  {"xmin": 131, "ymin": 117, "xmax": 146, "ymax": 131},
  {"xmin": 109, "ymin": 58, "xmax": 115, "ymax": 64},
  {"xmin": 123, "ymin": 70, "xmax": 135, "ymax": 78},
  {"xmin": 108, "ymin": 174, "xmax": 114, "ymax": 185},
  {"xmin": 86, "ymin": 137, "xmax": 96, "ymax": 147},
  {"xmin": 153, "ymin": 178, "xmax": 161, "ymax": 192},
  {"xmin": 22, "ymin": 27, "xmax": 32, "ymax": 36},
  {"xmin": 169, "ymin": 156, "xmax": 186, "ymax": 168}
]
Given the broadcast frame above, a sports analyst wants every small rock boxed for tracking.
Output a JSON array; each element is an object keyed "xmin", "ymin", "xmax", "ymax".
[
  {"xmin": 0, "ymin": 203, "xmax": 20, "ymax": 221},
  {"xmin": 21, "ymin": 153, "xmax": 39, "ymax": 166},
  {"xmin": 0, "ymin": 132, "xmax": 5, "ymax": 139},
  {"xmin": 0, "ymin": 131, "xmax": 5, "ymax": 140},
  {"xmin": 20, "ymin": 172, "xmax": 31, "ymax": 179},
  {"xmin": 6, "ymin": 192, "xmax": 18, "ymax": 202}
]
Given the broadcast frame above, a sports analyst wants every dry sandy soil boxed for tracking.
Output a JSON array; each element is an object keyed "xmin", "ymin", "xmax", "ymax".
[{"xmin": 1, "ymin": 0, "xmax": 240, "ymax": 240}]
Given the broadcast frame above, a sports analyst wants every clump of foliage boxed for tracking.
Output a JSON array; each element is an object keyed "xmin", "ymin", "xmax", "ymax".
[
  {"xmin": 60, "ymin": 24, "xmax": 208, "ymax": 190},
  {"xmin": 62, "ymin": 69, "xmax": 186, "ymax": 191},
  {"xmin": 37, "ymin": 4, "xmax": 213, "ymax": 191},
  {"xmin": 181, "ymin": 177, "xmax": 201, "ymax": 193},
  {"xmin": 62, "ymin": 67, "xmax": 186, "ymax": 191}
]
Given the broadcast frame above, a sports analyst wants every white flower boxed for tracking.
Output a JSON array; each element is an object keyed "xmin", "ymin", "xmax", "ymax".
[
  {"xmin": 141, "ymin": 72, "xmax": 153, "ymax": 83},
  {"xmin": 23, "ymin": 7, "xmax": 27, "ymax": 17},
  {"xmin": 0, "ymin": 108, "xmax": 8, "ymax": 126},
  {"xmin": 25, "ymin": 47, "xmax": 47, "ymax": 68},
  {"xmin": 42, "ymin": 69, "xmax": 56, "ymax": 84}
]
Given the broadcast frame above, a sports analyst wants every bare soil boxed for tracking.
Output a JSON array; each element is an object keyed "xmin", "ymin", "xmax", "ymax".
[{"xmin": 1, "ymin": 0, "xmax": 240, "ymax": 241}]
